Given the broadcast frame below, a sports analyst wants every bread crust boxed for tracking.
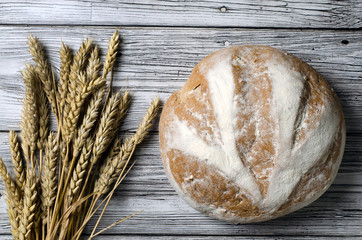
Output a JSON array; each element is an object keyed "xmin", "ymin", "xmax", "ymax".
[{"xmin": 159, "ymin": 45, "xmax": 345, "ymax": 223}]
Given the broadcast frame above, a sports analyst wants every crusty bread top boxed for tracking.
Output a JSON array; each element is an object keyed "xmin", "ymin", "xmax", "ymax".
[{"xmin": 159, "ymin": 45, "xmax": 345, "ymax": 223}]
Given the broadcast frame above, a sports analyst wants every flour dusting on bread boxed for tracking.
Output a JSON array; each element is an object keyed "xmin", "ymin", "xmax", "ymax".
[{"xmin": 159, "ymin": 45, "xmax": 345, "ymax": 223}]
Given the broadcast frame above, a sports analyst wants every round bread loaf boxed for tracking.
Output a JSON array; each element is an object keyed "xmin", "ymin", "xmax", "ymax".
[{"xmin": 159, "ymin": 45, "xmax": 345, "ymax": 223}]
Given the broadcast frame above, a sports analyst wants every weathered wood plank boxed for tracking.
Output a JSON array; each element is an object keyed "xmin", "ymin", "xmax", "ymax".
[
  {"xmin": 0, "ymin": 129, "xmax": 360, "ymax": 237},
  {"xmin": 0, "ymin": 0, "xmax": 361, "ymax": 29},
  {"xmin": 0, "ymin": 26, "xmax": 361, "ymax": 238},
  {"xmin": 0, "ymin": 26, "xmax": 361, "ymax": 133},
  {"xmin": 0, "ymin": 235, "xmax": 359, "ymax": 240},
  {"xmin": 0, "ymin": 186, "xmax": 360, "ymax": 237},
  {"xmin": 73, "ymin": 237, "xmax": 362, "ymax": 240}
]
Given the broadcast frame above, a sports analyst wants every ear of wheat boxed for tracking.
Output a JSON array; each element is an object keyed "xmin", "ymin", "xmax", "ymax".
[{"xmin": 0, "ymin": 31, "xmax": 160, "ymax": 240}]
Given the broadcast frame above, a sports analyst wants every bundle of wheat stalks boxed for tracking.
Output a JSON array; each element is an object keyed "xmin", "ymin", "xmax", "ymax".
[{"xmin": 0, "ymin": 30, "xmax": 159, "ymax": 239}]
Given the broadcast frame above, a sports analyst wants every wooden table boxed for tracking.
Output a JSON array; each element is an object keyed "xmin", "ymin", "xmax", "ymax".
[{"xmin": 0, "ymin": 1, "xmax": 361, "ymax": 239}]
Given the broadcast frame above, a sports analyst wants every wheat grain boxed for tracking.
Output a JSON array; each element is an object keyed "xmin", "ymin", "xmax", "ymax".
[
  {"xmin": 59, "ymin": 43, "xmax": 72, "ymax": 117},
  {"xmin": 102, "ymin": 30, "xmax": 119, "ymax": 79},
  {"xmin": 114, "ymin": 90, "xmax": 130, "ymax": 128},
  {"xmin": 27, "ymin": 34, "xmax": 58, "ymax": 119},
  {"xmin": 107, "ymin": 138, "xmax": 123, "ymax": 165},
  {"xmin": 64, "ymin": 74, "xmax": 104, "ymax": 143},
  {"xmin": 113, "ymin": 96, "xmax": 159, "ymax": 182},
  {"xmin": 20, "ymin": 65, "xmax": 39, "ymax": 164},
  {"xmin": 94, "ymin": 138, "xmax": 122, "ymax": 195},
  {"xmin": 9, "ymin": 130, "xmax": 25, "ymax": 192},
  {"xmin": 62, "ymin": 39, "xmax": 92, "ymax": 142},
  {"xmin": 69, "ymin": 39, "xmax": 92, "ymax": 85},
  {"xmin": 94, "ymin": 97, "xmax": 159, "ymax": 195},
  {"xmin": 90, "ymin": 92, "xmax": 121, "ymax": 165},
  {"xmin": 133, "ymin": 97, "xmax": 160, "ymax": 144},
  {"xmin": 101, "ymin": 31, "xmax": 120, "ymax": 107},
  {"xmin": 68, "ymin": 140, "xmax": 93, "ymax": 201},
  {"xmin": 35, "ymin": 71, "xmax": 49, "ymax": 150},
  {"xmin": 19, "ymin": 169, "xmax": 37, "ymax": 239},
  {"xmin": 0, "ymin": 157, "xmax": 22, "ymax": 214},
  {"xmin": 72, "ymin": 85, "xmax": 106, "ymax": 159},
  {"xmin": 114, "ymin": 97, "xmax": 159, "ymax": 183},
  {"xmin": 87, "ymin": 46, "xmax": 101, "ymax": 83},
  {"xmin": 94, "ymin": 137, "xmax": 132, "ymax": 195},
  {"xmin": 41, "ymin": 132, "xmax": 58, "ymax": 221},
  {"xmin": 5, "ymin": 189, "xmax": 20, "ymax": 239}
]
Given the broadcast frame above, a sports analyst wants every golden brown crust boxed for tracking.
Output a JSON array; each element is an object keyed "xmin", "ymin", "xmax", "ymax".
[{"xmin": 159, "ymin": 45, "xmax": 345, "ymax": 223}]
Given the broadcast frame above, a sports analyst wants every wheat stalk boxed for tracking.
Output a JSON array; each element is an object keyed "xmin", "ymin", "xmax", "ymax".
[
  {"xmin": 70, "ymin": 45, "xmax": 102, "ymax": 158},
  {"xmin": 5, "ymin": 189, "xmax": 20, "ymax": 239},
  {"xmin": 63, "ymin": 73, "xmax": 105, "ymax": 144},
  {"xmin": 94, "ymin": 97, "xmax": 159, "ymax": 195},
  {"xmin": 74, "ymin": 91, "xmax": 122, "ymax": 211},
  {"xmin": 90, "ymin": 92, "xmax": 121, "ymax": 165},
  {"xmin": 133, "ymin": 97, "xmax": 160, "ymax": 144},
  {"xmin": 9, "ymin": 130, "xmax": 25, "ymax": 192},
  {"xmin": 72, "ymin": 85, "xmax": 106, "ymax": 159},
  {"xmin": 69, "ymin": 39, "xmax": 93, "ymax": 85},
  {"xmin": 35, "ymin": 71, "xmax": 50, "ymax": 151},
  {"xmin": 58, "ymin": 139, "xmax": 67, "ymax": 176},
  {"xmin": 68, "ymin": 140, "xmax": 93, "ymax": 200},
  {"xmin": 116, "ymin": 90, "xmax": 131, "ymax": 123},
  {"xmin": 59, "ymin": 43, "xmax": 72, "ymax": 117},
  {"xmin": 20, "ymin": 65, "xmax": 39, "ymax": 165},
  {"xmin": 87, "ymin": 46, "xmax": 101, "ymax": 82},
  {"xmin": 102, "ymin": 30, "xmax": 119, "ymax": 79},
  {"xmin": 41, "ymin": 132, "xmax": 58, "ymax": 222},
  {"xmin": 106, "ymin": 138, "xmax": 123, "ymax": 165},
  {"xmin": 0, "ymin": 157, "xmax": 22, "ymax": 214},
  {"xmin": 19, "ymin": 169, "xmax": 37, "ymax": 239},
  {"xmin": 62, "ymin": 39, "xmax": 92, "ymax": 142},
  {"xmin": 27, "ymin": 35, "xmax": 58, "ymax": 119},
  {"xmin": 1, "ymin": 30, "xmax": 160, "ymax": 239},
  {"xmin": 94, "ymin": 138, "xmax": 122, "ymax": 195}
]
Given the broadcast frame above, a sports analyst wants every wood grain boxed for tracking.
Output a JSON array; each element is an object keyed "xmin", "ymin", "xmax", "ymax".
[
  {"xmin": 0, "ymin": 129, "xmax": 360, "ymax": 237},
  {"xmin": 0, "ymin": 26, "xmax": 361, "ymax": 134},
  {"xmin": 0, "ymin": 23, "xmax": 361, "ymax": 238},
  {"xmin": 0, "ymin": 0, "xmax": 361, "ymax": 29}
]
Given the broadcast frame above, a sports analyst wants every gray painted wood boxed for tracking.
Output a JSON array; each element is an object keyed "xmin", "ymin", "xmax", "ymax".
[
  {"xmin": 0, "ymin": 130, "xmax": 360, "ymax": 237},
  {"xmin": 0, "ymin": 0, "xmax": 361, "ymax": 28},
  {"xmin": 0, "ymin": 2, "xmax": 361, "ymax": 238},
  {"xmin": 0, "ymin": 63, "xmax": 361, "ymax": 239},
  {"xmin": 0, "ymin": 27, "xmax": 361, "ymax": 134}
]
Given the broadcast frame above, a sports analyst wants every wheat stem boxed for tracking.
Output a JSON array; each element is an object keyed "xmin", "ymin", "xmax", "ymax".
[
  {"xmin": 89, "ymin": 150, "xmax": 136, "ymax": 238},
  {"xmin": 91, "ymin": 210, "xmax": 143, "ymax": 239},
  {"xmin": 74, "ymin": 159, "xmax": 136, "ymax": 240}
]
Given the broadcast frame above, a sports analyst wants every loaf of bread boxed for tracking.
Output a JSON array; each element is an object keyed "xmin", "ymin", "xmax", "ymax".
[{"xmin": 159, "ymin": 45, "xmax": 345, "ymax": 223}]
